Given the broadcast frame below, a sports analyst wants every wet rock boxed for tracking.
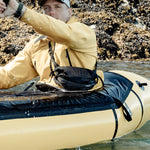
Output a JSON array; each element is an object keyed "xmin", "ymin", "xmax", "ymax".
[
  {"xmin": 0, "ymin": 0, "xmax": 150, "ymax": 65},
  {"xmin": 97, "ymin": 31, "xmax": 119, "ymax": 60},
  {"xmin": 112, "ymin": 23, "xmax": 150, "ymax": 60},
  {"xmin": 131, "ymin": 54, "xmax": 139, "ymax": 59}
]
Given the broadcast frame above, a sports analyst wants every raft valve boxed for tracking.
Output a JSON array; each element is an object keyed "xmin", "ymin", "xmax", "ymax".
[{"xmin": 136, "ymin": 81, "xmax": 148, "ymax": 90}]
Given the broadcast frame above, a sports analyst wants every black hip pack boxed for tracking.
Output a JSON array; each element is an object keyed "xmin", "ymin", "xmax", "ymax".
[{"xmin": 48, "ymin": 42, "xmax": 103, "ymax": 91}]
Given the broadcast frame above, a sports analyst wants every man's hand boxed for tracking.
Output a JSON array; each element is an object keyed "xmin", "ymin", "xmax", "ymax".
[
  {"xmin": 0, "ymin": 0, "xmax": 19, "ymax": 17},
  {"xmin": 0, "ymin": 0, "xmax": 6, "ymax": 14}
]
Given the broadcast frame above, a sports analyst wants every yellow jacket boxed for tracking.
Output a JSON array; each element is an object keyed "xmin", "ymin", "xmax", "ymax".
[{"xmin": 0, "ymin": 8, "xmax": 103, "ymax": 90}]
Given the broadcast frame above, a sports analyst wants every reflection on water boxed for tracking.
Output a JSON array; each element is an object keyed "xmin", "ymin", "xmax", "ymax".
[
  {"xmin": 78, "ymin": 121, "xmax": 150, "ymax": 150},
  {"xmin": 98, "ymin": 60, "xmax": 150, "ymax": 80},
  {"xmin": 2, "ymin": 60, "xmax": 150, "ymax": 150}
]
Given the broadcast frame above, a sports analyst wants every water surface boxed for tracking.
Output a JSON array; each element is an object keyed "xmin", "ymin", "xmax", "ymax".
[{"xmin": 98, "ymin": 60, "xmax": 150, "ymax": 80}]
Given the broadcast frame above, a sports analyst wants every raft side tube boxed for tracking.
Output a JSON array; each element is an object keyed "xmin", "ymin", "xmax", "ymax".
[
  {"xmin": 115, "ymin": 91, "xmax": 143, "ymax": 138},
  {"xmin": 0, "ymin": 110, "xmax": 116, "ymax": 150},
  {"xmin": 0, "ymin": 70, "xmax": 149, "ymax": 150},
  {"xmin": 111, "ymin": 70, "xmax": 150, "ymax": 129}
]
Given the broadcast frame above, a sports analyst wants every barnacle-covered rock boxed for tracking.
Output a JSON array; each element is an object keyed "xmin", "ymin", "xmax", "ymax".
[{"xmin": 0, "ymin": 0, "xmax": 150, "ymax": 64}]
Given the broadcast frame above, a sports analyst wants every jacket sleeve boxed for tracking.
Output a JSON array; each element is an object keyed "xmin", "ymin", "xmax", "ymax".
[
  {"xmin": 0, "ymin": 40, "xmax": 38, "ymax": 89},
  {"xmin": 20, "ymin": 8, "xmax": 97, "ymax": 52}
]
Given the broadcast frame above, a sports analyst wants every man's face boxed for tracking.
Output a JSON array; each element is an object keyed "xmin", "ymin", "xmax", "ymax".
[{"xmin": 42, "ymin": 0, "xmax": 72, "ymax": 22}]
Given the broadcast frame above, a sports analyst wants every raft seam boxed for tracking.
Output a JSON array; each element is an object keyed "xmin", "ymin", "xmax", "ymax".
[
  {"xmin": 131, "ymin": 89, "xmax": 144, "ymax": 129},
  {"xmin": 112, "ymin": 108, "xmax": 118, "ymax": 141}
]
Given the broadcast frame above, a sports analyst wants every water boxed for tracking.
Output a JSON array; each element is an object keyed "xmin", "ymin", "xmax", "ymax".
[
  {"xmin": 3, "ymin": 60, "xmax": 150, "ymax": 150},
  {"xmin": 98, "ymin": 60, "xmax": 150, "ymax": 80},
  {"xmin": 76, "ymin": 121, "xmax": 150, "ymax": 150}
]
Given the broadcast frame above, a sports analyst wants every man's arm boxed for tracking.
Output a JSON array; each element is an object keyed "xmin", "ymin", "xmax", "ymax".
[
  {"xmin": 0, "ymin": 0, "xmax": 96, "ymax": 52},
  {"xmin": 20, "ymin": 9, "xmax": 96, "ymax": 51},
  {"xmin": 0, "ymin": 40, "xmax": 38, "ymax": 89}
]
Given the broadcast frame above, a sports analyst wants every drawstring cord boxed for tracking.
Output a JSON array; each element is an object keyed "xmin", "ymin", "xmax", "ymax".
[
  {"xmin": 48, "ymin": 42, "xmax": 58, "ymax": 68},
  {"xmin": 48, "ymin": 42, "xmax": 58, "ymax": 82}
]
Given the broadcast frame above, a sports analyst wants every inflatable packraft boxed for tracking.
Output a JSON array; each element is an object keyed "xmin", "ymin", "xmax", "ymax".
[{"xmin": 0, "ymin": 70, "xmax": 150, "ymax": 150}]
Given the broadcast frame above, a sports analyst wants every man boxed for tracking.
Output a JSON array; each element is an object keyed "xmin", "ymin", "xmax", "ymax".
[{"xmin": 0, "ymin": 0, "xmax": 103, "ymax": 90}]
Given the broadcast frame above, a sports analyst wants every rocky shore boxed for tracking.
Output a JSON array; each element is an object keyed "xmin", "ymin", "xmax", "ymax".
[{"xmin": 0, "ymin": 0, "xmax": 150, "ymax": 65}]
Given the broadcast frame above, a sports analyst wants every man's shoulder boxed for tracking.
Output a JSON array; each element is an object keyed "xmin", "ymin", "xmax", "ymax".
[
  {"xmin": 67, "ymin": 17, "xmax": 85, "ymax": 27},
  {"xmin": 33, "ymin": 35, "xmax": 47, "ymax": 44},
  {"xmin": 68, "ymin": 17, "xmax": 95, "ymax": 32},
  {"xmin": 67, "ymin": 16, "xmax": 79, "ymax": 24},
  {"xmin": 24, "ymin": 34, "xmax": 49, "ymax": 54},
  {"xmin": 30, "ymin": 34, "xmax": 49, "ymax": 47}
]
